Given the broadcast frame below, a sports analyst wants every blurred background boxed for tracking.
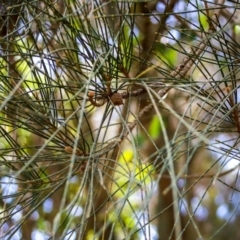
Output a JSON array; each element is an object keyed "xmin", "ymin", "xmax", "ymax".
[{"xmin": 1, "ymin": 0, "xmax": 240, "ymax": 239}]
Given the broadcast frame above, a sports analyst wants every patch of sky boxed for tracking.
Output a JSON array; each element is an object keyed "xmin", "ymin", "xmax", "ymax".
[
  {"xmin": 30, "ymin": 211, "xmax": 39, "ymax": 221},
  {"xmin": 43, "ymin": 198, "xmax": 53, "ymax": 213},
  {"xmin": 76, "ymin": 36, "xmax": 95, "ymax": 68},
  {"xmin": 68, "ymin": 205, "xmax": 83, "ymax": 217},
  {"xmin": 173, "ymin": 0, "xmax": 187, "ymax": 20},
  {"xmin": 173, "ymin": 0, "xmax": 200, "ymax": 30},
  {"xmin": 156, "ymin": 2, "xmax": 165, "ymax": 13},
  {"xmin": 150, "ymin": 13, "xmax": 160, "ymax": 25},
  {"xmin": 226, "ymin": 191, "xmax": 240, "ymax": 216},
  {"xmin": 177, "ymin": 178, "xmax": 186, "ymax": 188},
  {"xmin": 1, "ymin": 176, "xmax": 18, "ymax": 204},
  {"xmin": 165, "ymin": 15, "xmax": 177, "ymax": 27},
  {"xmin": 179, "ymin": 198, "xmax": 188, "ymax": 216},
  {"xmin": 216, "ymin": 203, "xmax": 236, "ymax": 222},
  {"xmin": 31, "ymin": 49, "xmax": 57, "ymax": 79},
  {"xmin": 129, "ymin": 181, "xmax": 158, "ymax": 203},
  {"xmin": 215, "ymin": 194, "xmax": 225, "ymax": 206},
  {"xmin": 11, "ymin": 205, "xmax": 23, "ymax": 223},
  {"xmin": 1, "ymin": 222, "xmax": 9, "ymax": 233},
  {"xmin": 195, "ymin": 185, "xmax": 209, "ymax": 201},
  {"xmin": 161, "ymin": 29, "xmax": 180, "ymax": 45},
  {"xmin": 3, "ymin": 229, "xmax": 22, "ymax": 240},
  {"xmin": 31, "ymin": 229, "xmax": 50, "ymax": 240},
  {"xmin": 191, "ymin": 197, "xmax": 209, "ymax": 221},
  {"xmin": 16, "ymin": 20, "xmax": 26, "ymax": 35},
  {"xmin": 210, "ymin": 133, "xmax": 240, "ymax": 172},
  {"xmin": 133, "ymin": 26, "xmax": 140, "ymax": 37},
  {"xmin": 137, "ymin": 211, "xmax": 158, "ymax": 240},
  {"xmin": 216, "ymin": 203, "xmax": 233, "ymax": 221},
  {"xmin": 70, "ymin": 175, "xmax": 78, "ymax": 183},
  {"xmin": 63, "ymin": 230, "xmax": 77, "ymax": 240}
]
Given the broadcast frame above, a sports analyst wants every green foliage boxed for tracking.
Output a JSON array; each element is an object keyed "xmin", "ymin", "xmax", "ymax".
[
  {"xmin": 149, "ymin": 115, "xmax": 162, "ymax": 140},
  {"xmin": 1, "ymin": 1, "xmax": 240, "ymax": 240}
]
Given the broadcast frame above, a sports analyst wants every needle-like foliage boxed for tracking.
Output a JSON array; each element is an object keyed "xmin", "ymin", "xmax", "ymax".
[{"xmin": 1, "ymin": 0, "xmax": 240, "ymax": 239}]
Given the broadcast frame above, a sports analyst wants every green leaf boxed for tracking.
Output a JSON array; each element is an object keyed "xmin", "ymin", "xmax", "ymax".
[{"xmin": 149, "ymin": 115, "xmax": 161, "ymax": 140}]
